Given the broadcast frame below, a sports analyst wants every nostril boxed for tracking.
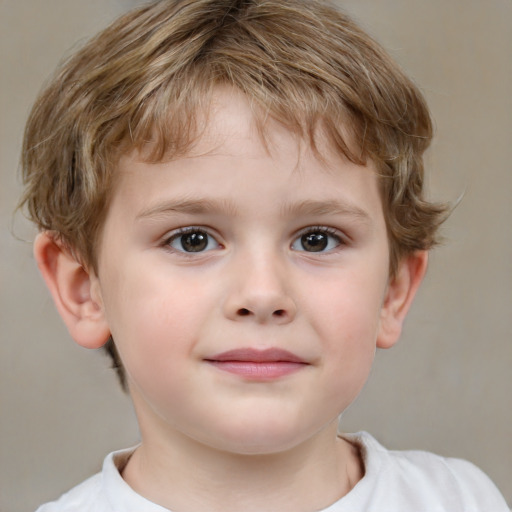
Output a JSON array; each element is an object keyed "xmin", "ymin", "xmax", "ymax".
[
  {"xmin": 273, "ymin": 309, "xmax": 285, "ymax": 317},
  {"xmin": 238, "ymin": 308, "xmax": 251, "ymax": 316}
]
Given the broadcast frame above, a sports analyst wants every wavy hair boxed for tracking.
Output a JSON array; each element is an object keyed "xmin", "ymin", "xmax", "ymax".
[{"xmin": 20, "ymin": 0, "xmax": 448, "ymax": 388}]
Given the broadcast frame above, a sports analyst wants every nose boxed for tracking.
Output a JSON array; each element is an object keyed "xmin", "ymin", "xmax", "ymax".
[{"xmin": 223, "ymin": 253, "xmax": 297, "ymax": 325}]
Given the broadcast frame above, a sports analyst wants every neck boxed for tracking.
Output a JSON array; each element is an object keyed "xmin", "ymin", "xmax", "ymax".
[{"xmin": 122, "ymin": 421, "xmax": 363, "ymax": 512}]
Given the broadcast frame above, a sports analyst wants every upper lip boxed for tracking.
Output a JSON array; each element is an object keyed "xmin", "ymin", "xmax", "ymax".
[{"xmin": 206, "ymin": 348, "xmax": 307, "ymax": 364}]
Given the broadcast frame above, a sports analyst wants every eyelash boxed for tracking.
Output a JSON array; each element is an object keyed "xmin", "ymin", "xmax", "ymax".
[
  {"xmin": 163, "ymin": 227, "xmax": 220, "ymax": 254},
  {"xmin": 161, "ymin": 225, "xmax": 346, "ymax": 255},
  {"xmin": 291, "ymin": 226, "xmax": 345, "ymax": 253}
]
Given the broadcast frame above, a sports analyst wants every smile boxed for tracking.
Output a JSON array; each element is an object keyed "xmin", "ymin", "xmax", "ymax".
[{"xmin": 205, "ymin": 348, "xmax": 309, "ymax": 380}]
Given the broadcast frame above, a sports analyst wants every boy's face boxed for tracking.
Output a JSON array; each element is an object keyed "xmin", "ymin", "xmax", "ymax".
[{"xmin": 87, "ymin": 88, "xmax": 413, "ymax": 454}]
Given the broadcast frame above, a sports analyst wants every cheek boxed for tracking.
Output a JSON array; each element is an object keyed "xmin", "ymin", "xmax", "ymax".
[
  {"xmin": 305, "ymin": 275, "xmax": 386, "ymax": 399},
  {"xmin": 310, "ymin": 275, "xmax": 385, "ymax": 344},
  {"xmin": 101, "ymin": 265, "xmax": 210, "ymax": 379}
]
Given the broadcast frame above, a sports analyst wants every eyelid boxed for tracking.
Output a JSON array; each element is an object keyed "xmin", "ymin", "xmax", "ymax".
[
  {"xmin": 162, "ymin": 226, "xmax": 222, "ymax": 253},
  {"xmin": 291, "ymin": 225, "xmax": 347, "ymax": 252},
  {"xmin": 294, "ymin": 225, "xmax": 346, "ymax": 241}
]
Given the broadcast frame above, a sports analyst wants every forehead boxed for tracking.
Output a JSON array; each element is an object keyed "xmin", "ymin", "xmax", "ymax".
[
  {"xmin": 114, "ymin": 87, "xmax": 377, "ymax": 202},
  {"xmin": 125, "ymin": 86, "xmax": 364, "ymax": 174},
  {"xmin": 112, "ymin": 87, "xmax": 383, "ymax": 218}
]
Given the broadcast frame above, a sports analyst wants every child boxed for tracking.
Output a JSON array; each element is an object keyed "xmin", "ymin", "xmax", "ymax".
[{"xmin": 20, "ymin": 0, "xmax": 509, "ymax": 510}]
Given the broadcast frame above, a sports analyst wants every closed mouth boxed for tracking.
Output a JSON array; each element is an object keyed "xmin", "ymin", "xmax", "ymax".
[{"xmin": 204, "ymin": 348, "xmax": 308, "ymax": 380}]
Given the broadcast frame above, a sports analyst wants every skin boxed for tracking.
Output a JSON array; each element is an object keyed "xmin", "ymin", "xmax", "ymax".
[{"xmin": 35, "ymin": 88, "xmax": 427, "ymax": 512}]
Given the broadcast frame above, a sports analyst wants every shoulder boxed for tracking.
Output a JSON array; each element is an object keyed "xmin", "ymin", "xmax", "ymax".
[
  {"xmin": 34, "ymin": 448, "xmax": 140, "ymax": 512},
  {"xmin": 338, "ymin": 432, "xmax": 509, "ymax": 512},
  {"xmin": 35, "ymin": 472, "xmax": 104, "ymax": 512}
]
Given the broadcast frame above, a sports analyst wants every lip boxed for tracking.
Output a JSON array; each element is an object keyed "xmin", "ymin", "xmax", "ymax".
[{"xmin": 204, "ymin": 348, "xmax": 308, "ymax": 380}]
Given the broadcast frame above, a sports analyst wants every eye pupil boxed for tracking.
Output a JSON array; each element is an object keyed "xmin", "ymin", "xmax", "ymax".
[
  {"xmin": 181, "ymin": 232, "xmax": 208, "ymax": 252},
  {"xmin": 301, "ymin": 233, "xmax": 328, "ymax": 252}
]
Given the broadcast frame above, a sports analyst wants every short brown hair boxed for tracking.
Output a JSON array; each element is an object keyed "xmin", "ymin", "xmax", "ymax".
[{"xmin": 20, "ymin": 0, "xmax": 448, "ymax": 387}]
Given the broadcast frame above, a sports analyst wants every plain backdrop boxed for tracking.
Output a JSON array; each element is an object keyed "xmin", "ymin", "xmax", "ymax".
[{"xmin": 1, "ymin": 1, "xmax": 511, "ymax": 510}]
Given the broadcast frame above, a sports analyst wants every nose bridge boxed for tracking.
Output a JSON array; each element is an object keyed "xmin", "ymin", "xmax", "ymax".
[{"xmin": 224, "ymin": 245, "xmax": 296, "ymax": 324}]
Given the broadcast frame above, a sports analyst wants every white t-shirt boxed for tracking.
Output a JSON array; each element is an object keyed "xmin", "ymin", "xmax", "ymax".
[{"xmin": 36, "ymin": 432, "xmax": 509, "ymax": 512}]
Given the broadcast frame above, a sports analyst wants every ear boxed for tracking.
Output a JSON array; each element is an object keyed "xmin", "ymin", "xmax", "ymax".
[
  {"xmin": 33, "ymin": 232, "xmax": 110, "ymax": 349},
  {"xmin": 376, "ymin": 250, "xmax": 428, "ymax": 349}
]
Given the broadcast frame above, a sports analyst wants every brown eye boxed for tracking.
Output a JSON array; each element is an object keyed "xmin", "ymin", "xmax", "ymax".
[
  {"xmin": 168, "ymin": 229, "xmax": 218, "ymax": 253},
  {"xmin": 301, "ymin": 233, "xmax": 328, "ymax": 252},
  {"xmin": 292, "ymin": 229, "xmax": 342, "ymax": 253}
]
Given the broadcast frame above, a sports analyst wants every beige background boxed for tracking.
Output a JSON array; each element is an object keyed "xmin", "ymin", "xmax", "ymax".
[{"xmin": 1, "ymin": 1, "xmax": 511, "ymax": 510}]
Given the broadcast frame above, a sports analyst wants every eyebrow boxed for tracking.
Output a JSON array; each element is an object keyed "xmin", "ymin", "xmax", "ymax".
[
  {"xmin": 136, "ymin": 197, "xmax": 371, "ymax": 222},
  {"xmin": 280, "ymin": 199, "xmax": 371, "ymax": 222},
  {"xmin": 136, "ymin": 198, "xmax": 239, "ymax": 220}
]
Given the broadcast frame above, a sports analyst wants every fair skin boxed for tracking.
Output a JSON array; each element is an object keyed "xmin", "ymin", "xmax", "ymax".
[{"xmin": 35, "ymin": 88, "xmax": 427, "ymax": 512}]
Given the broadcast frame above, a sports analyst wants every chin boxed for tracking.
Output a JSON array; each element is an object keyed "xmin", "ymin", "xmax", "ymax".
[{"xmin": 202, "ymin": 419, "xmax": 322, "ymax": 456}]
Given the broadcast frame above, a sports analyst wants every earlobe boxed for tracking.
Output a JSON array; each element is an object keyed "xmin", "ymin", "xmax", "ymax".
[
  {"xmin": 33, "ymin": 232, "xmax": 110, "ymax": 349},
  {"xmin": 376, "ymin": 251, "xmax": 428, "ymax": 349}
]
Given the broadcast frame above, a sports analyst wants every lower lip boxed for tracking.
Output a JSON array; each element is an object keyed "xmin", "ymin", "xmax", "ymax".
[{"xmin": 207, "ymin": 361, "xmax": 306, "ymax": 380}]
